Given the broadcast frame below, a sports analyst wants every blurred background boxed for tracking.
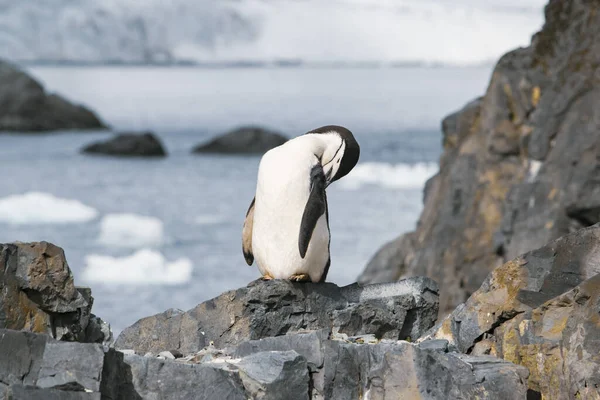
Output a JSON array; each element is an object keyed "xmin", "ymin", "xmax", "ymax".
[{"xmin": 0, "ymin": 0, "xmax": 545, "ymax": 334}]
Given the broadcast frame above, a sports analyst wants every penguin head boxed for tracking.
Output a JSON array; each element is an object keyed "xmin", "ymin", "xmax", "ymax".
[{"xmin": 306, "ymin": 125, "xmax": 360, "ymax": 185}]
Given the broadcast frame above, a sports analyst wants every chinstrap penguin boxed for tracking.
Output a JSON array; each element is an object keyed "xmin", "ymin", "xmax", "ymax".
[{"xmin": 242, "ymin": 125, "xmax": 360, "ymax": 282}]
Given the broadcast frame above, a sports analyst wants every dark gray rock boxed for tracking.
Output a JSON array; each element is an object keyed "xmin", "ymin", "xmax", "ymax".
[
  {"xmin": 216, "ymin": 331, "xmax": 528, "ymax": 399},
  {"xmin": 37, "ymin": 342, "xmax": 104, "ymax": 392},
  {"xmin": 82, "ymin": 132, "xmax": 167, "ymax": 157},
  {"xmin": 232, "ymin": 330, "xmax": 328, "ymax": 372},
  {"xmin": 234, "ymin": 351, "xmax": 309, "ymax": 400},
  {"xmin": 359, "ymin": 0, "xmax": 600, "ymax": 318},
  {"xmin": 0, "ymin": 60, "xmax": 105, "ymax": 132},
  {"xmin": 0, "ymin": 242, "xmax": 112, "ymax": 344},
  {"xmin": 0, "ymin": 330, "xmax": 48, "ymax": 386},
  {"xmin": 9, "ymin": 386, "xmax": 100, "ymax": 400},
  {"xmin": 192, "ymin": 126, "xmax": 288, "ymax": 154},
  {"xmin": 122, "ymin": 354, "xmax": 247, "ymax": 400},
  {"xmin": 115, "ymin": 277, "xmax": 439, "ymax": 354},
  {"xmin": 0, "ymin": 329, "xmax": 109, "ymax": 398}
]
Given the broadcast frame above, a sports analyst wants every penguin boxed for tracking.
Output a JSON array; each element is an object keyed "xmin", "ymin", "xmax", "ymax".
[{"xmin": 242, "ymin": 125, "xmax": 360, "ymax": 283}]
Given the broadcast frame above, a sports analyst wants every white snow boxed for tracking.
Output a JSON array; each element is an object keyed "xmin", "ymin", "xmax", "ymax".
[
  {"xmin": 82, "ymin": 249, "xmax": 192, "ymax": 285},
  {"xmin": 0, "ymin": 192, "xmax": 98, "ymax": 224},
  {"xmin": 0, "ymin": 0, "xmax": 545, "ymax": 65},
  {"xmin": 98, "ymin": 213, "xmax": 164, "ymax": 248},
  {"xmin": 339, "ymin": 162, "xmax": 438, "ymax": 190}
]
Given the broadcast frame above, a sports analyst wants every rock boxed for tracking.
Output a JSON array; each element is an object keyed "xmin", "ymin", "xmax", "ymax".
[
  {"xmin": 192, "ymin": 126, "xmax": 288, "ymax": 154},
  {"xmin": 0, "ymin": 242, "xmax": 112, "ymax": 344},
  {"xmin": 9, "ymin": 386, "xmax": 100, "ymax": 400},
  {"xmin": 359, "ymin": 0, "xmax": 600, "ymax": 317},
  {"xmin": 0, "ymin": 60, "xmax": 105, "ymax": 132},
  {"xmin": 81, "ymin": 132, "xmax": 167, "ymax": 157},
  {"xmin": 121, "ymin": 353, "xmax": 248, "ymax": 400},
  {"xmin": 0, "ymin": 329, "xmax": 107, "ymax": 399},
  {"xmin": 232, "ymin": 351, "xmax": 309, "ymax": 400},
  {"xmin": 115, "ymin": 277, "xmax": 439, "ymax": 354},
  {"xmin": 219, "ymin": 332, "xmax": 529, "ymax": 399},
  {"xmin": 37, "ymin": 342, "xmax": 105, "ymax": 392},
  {"xmin": 423, "ymin": 224, "xmax": 600, "ymax": 399}
]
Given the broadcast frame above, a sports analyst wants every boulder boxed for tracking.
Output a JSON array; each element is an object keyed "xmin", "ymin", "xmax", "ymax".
[
  {"xmin": 359, "ymin": 0, "xmax": 600, "ymax": 317},
  {"xmin": 192, "ymin": 126, "xmax": 288, "ymax": 154},
  {"xmin": 422, "ymin": 224, "xmax": 600, "ymax": 399},
  {"xmin": 0, "ymin": 60, "xmax": 105, "ymax": 132},
  {"xmin": 115, "ymin": 277, "xmax": 439, "ymax": 354},
  {"xmin": 81, "ymin": 132, "xmax": 167, "ymax": 157},
  {"xmin": 0, "ymin": 242, "xmax": 111, "ymax": 344}
]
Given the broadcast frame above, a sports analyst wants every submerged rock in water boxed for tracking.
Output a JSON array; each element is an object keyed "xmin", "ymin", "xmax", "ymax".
[
  {"xmin": 192, "ymin": 126, "xmax": 288, "ymax": 154},
  {"xmin": 359, "ymin": 0, "xmax": 600, "ymax": 317},
  {"xmin": 82, "ymin": 132, "xmax": 167, "ymax": 157},
  {"xmin": 0, "ymin": 242, "xmax": 112, "ymax": 344},
  {"xmin": 115, "ymin": 277, "xmax": 439, "ymax": 354},
  {"xmin": 0, "ymin": 59, "xmax": 105, "ymax": 132},
  {"xmin": 422, "ymin": 223, "xmax": 600, "ymax": 399}
]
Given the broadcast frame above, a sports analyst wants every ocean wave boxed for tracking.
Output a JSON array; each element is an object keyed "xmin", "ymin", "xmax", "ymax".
[
  {"xmin": 98, "ymin": 213, "xmax": 164, "ymax": 248},
  {"xmin": 339, "ymin": 162, "xmax": 438, "ymax": 190},
  {"xmin": 0, "ymin": 192, "xmax": 98, "ymax": 224},
  {"xmin": 82, "ymin": 249, "xmax": 192, "ymax": 285}
]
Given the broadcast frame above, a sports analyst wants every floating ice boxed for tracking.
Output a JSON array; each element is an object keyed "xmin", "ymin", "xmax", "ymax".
[
  {"xmin": 339, "ymin": 162, "xmax": 438, "ymax": 190},
  {"xmin": 82, "ymin": 249, "xmax": 192, "ymax": 285},
  {"xmin": 98, "ymin": 213, "xmax": 164, "ymax": 248},
  {"xmin": 0, "ymin": 192, "xmax": 98, "ymax": 224}
]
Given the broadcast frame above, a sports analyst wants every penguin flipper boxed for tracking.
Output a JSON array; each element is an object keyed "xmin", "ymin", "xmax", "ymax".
[
  {"xmin": 242, "ymin": 197, "xmax": 255, "ymax": 265},
  {"xmin": 299, "ymin": 165, "xmax": 327, "ymax": 258}
]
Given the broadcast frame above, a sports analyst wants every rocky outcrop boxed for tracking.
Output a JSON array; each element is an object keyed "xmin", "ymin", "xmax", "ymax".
[
  {"xmin": 0, "ymin": 328, "xmax": 530, "ymax": 400},
  {"xmin": 115, "ymin": 277, "xmax": 439, "ymax": 354},
  {"xmin": 359, "ymin": 0, "xmax": 600, "ymax": 316},
  {"xmin": 0, "ymin": 60, "xmax": 105, "ymax": 132},
  {"xmin": 422, "ymin": 224, "xmax": 600, "ymax": 399},
  {"xmin": 192, "ymin": 126, "xmax": 288, "ymax": 154},
  {"xmin": 0, "ymin": 242, "xmax": 111, "ymax": 344},
  {"xmin": 81, "ymin": 132, "xmax": 167, "ymax": 157}
]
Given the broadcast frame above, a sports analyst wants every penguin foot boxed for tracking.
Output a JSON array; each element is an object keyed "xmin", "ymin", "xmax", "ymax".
[
  {"xmin": 261, "ymin": 273, "xmax": 274, "ymax": 281},
  {"xmin": 288, "ymin": 273, "xmax": 311, "ymax": 282}
]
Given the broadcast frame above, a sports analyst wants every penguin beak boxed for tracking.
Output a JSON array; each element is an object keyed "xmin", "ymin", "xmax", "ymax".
[{"xmin": 324, "ymin": 167, "xmax": 334, "ymax": 186}]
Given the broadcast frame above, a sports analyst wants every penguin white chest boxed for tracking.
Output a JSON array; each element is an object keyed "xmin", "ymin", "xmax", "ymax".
[{"xmin": 251, "ymin": 147, "xmax": 330, "ymax": 282}]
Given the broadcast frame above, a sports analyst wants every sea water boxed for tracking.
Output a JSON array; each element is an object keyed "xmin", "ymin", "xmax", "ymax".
[{"xmin": 0, "ymin": 66, "xmax": 492, "ymax": 333}]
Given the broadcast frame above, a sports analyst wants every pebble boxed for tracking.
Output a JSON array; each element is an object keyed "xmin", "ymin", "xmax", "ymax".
[
  {"xmin": 118, "ymin": 349, "xmax": 135, "ymax": 355},
  {"xmin": 159, "ymin": 351, "xmax": 175, "ymax": 360}
]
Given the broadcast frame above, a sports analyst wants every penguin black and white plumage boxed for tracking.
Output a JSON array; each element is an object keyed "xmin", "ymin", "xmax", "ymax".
[{"xmin": 242, "ymin": 125, "xmax": 360, "ymax": 282}]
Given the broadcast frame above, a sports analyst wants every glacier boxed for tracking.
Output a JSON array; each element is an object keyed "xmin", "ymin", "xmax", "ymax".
[{"xmin": 0, "ymin": 0, "xmax": 545, "ymax": 65}]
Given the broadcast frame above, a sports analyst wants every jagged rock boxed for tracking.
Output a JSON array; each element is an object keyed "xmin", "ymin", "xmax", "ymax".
[
  {"xmin": 9, "ymin": 386, "xmax": 100, "ymax": 400},
  {"xmin": 0, "ymin": 329, "xmax": 107, "ymax": 399},
  {"xmin": 37, "ymin": 342, "xmax": 105, "ymax": 392},
  {"xmin": 0, "ymin": 60, "xmax": 105, "ymax": 132},
  {"xmin": 423, "ymin": 224, "xmax": 600, "ymax": 399},
  {"xmin": 214, "ymin": 332, "xmax": 528, "ymax": 399},
  {"xmin": 0, "ymin": 242, "xmax": 112, "ymax": 344},
  {"xmin": 360, "ymin": 0, "xmax": 600, "ymax": 317},
  {"xmin": 192, "ymin": 126, "xmax": 288, "ymax": 154},
  {"xmin": 81, "ymin": 132, "xmax": 167, "ymax": 157},
  {"xmin": 115, "ymin": 277, "xmax": 439, "ymax": 354}
]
